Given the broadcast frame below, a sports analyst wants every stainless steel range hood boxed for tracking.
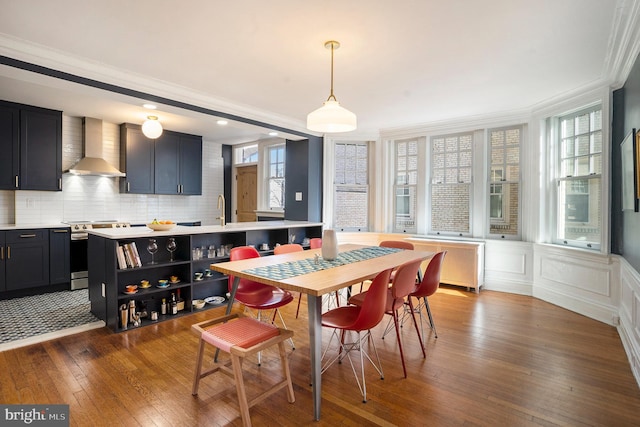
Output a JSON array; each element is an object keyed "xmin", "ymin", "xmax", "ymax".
[{"xmin": 67, "ymin": 117, "xmax": 125, "ymax": 177}]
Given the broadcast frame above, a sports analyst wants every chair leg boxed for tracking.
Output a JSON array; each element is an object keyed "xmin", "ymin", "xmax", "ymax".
[
  {"xmin": 192, "ymin": 338, "xmax": 206, "ymax": 395},
  {"xmin": 392, "ymin": 310, "xmax": 408, "ymax": 378},
  {"xmin": 359, "ymin": 331, "xmax": 367, "ymax": 403},
  {"xmin": 423, "ymin": 297, "xmax": 438, "ymax": 338},
  {"xmin": 407, "ymin": 298, "xmax": 426, "ymax": 358},
  {"xmin": 230, "ymin": 354, "xmax": 252, "ymax": 427},
  {"xmin": 277, "ymin": 341, "xmax": 295, "ymax": 403}
]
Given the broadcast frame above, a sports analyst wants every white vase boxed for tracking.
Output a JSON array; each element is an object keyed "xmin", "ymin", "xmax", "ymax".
[{"xmin": 321, "ymin": 229, "xmax": 339, "ymax": 261}]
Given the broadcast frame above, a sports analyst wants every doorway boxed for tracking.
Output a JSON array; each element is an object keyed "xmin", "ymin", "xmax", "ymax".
[{"xmin": 236, "ymin": 165, "xmax": 257, "ymax": 222}]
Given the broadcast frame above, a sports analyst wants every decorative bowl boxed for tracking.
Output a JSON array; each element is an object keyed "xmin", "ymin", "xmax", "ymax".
[
  {"xmin": 147, "ymin": 222, "xmax": 176, "ymax": 231},
  {"xmin": 192, "ymin": 299, "xmax": 206, "ymax": 309}
]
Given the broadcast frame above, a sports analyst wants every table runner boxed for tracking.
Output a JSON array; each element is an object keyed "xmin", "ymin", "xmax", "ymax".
[{"xmin": 243, "ymin": 246, "xmax": 401, "ymax": 280}]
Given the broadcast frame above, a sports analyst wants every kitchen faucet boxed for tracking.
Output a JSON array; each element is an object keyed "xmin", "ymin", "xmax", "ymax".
[{"xmin": 216, "ymin": 194, "xmax": 225, "ymax": 226}]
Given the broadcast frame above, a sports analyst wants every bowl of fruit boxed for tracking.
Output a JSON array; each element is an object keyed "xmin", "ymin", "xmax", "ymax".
[{"xmin": 147, "ymin": 219, "xmax": 176, "ymax": 231}]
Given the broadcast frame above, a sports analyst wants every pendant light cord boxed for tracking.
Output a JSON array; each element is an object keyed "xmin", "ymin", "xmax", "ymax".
[{"xmin": 327, "ymin": 41, "xmax": 337, "ymax": 102}]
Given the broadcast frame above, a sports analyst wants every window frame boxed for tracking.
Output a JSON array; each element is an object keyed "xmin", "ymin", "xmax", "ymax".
[
  {"xmin": 486, "ymin": 125, "xmax": 522, "ymax": 240},
  {"xmin": 429, "ymin": 132, "xmax": 474, "ymax": 237},
  {"xmin": 266, "ymin": 144, "xmax": 286, "ymax": 211},
  {"xmin": 392, "ymin": 138, "xmax": 420, "ymax": 233},
  {"xmin": 333, "ymin": 141, "xmax": 370, "ymax": 231},
  {"xmin": 552, "ymin": 105, "xmax": 603, "ymax": 250}
]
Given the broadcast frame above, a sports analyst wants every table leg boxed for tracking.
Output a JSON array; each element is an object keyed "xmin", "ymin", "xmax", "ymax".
[
  {"xmin": 307, "ymin": 294, "xmax": 322, "ymax": 420},
  {"xmin": 226, "ymin": 276, "xmax": 239, "ymax": 315}
]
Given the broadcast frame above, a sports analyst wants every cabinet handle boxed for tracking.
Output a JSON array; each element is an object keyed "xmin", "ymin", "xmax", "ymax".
[
  {"xmin": 127, "ymin": 181, "xmax": 130, "ymax": 192},
  {"xmin": 0, "ymin": 246, "xmax": 3, "ymax": 260},
  {"xmin": 15, "ymin": 175, "xmax": 19, "ymax": 188},
  {"xmin": 6, "ymin": 246, "xmax": 10, "ymax": 259},
  {"xmin": 20, "ymin": 234, "xmax": 37, "ymax": 238},
  {"xmin": 53, "ymin": 229, "xmax": 69, "ymax": 233},
  {"xmin": 58, "ymin": 178, "xmax": 62, "ymax": 190}
]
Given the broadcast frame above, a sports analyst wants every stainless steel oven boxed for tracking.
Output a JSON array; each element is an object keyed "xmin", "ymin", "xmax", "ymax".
[{"xmin": 65, "ymin": 221, "xmax": 130, "ymax": 290}]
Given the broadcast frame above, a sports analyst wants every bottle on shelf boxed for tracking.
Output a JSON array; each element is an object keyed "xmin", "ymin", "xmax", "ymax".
[
  {"xmin": 176, "ymin": 288, "xmax": 184, "ymax": 311},
  {"xmin": 161, "ymin": 298, "xmax": 167, "ymax": 315},
  {"xmin": 171, "ymin": 293, "xmax": 178, "ymax": 315}
]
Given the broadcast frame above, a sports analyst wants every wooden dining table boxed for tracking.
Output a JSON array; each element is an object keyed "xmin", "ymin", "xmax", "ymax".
[{"xmin": 209, "ymin": 243, "xmax": 434, "ymax": 420}]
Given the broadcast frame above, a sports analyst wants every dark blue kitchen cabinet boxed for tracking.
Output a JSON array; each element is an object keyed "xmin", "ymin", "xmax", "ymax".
[
  {"xmin": 178, "ymin": 134, "xmax": 203, "ymax": 195},
  {"xmin": 0, "ymin": 101, "xmax": 62, "ymax": 191},
  {"xmin": 0, "ymin": 102, "xmax": 19, "ymax": 190},
  {"xmin": 0, "ymin": 233, "xmax": 5, "ymax": 292},
  {"xmin": 120, "ymin": 123, "xmax": 155, "ymax": 194},
  {"xmin": 154, "ymin": 131, "xmax": 180, "ymax": 194},
  {"xmin": 49, "ymin": 228, "xmax": 70, "ymax": 284},
  {"xmin": 4, "ymin": 230, "xmax": 49, "ymax": 291},
  {"xmin": 155, "ymin": 131, "xmax": 202, "ymax": 195}
]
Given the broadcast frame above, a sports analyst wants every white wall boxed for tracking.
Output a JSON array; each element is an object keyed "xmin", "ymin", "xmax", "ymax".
[{"xmin": 13, "ymin": 115, "xmax": 224, "ymax": 226}]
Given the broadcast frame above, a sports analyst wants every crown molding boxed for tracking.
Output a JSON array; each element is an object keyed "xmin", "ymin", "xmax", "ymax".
[{"xmin": 603, "ymin": 0, "xmax": 640, "ymax": 87}]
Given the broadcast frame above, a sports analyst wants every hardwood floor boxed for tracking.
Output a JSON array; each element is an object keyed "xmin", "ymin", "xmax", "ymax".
[{"xmin": 2, "ymin": 287, "xmax": 639, "ymax": 426}]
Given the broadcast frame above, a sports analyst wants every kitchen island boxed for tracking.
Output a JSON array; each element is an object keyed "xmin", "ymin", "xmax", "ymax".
[{"xmin": 87, "ymin": 221, "xmax": 323, "ymax": 331}]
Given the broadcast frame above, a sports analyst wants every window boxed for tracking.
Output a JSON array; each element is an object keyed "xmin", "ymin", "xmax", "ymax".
[
  {"xmin": 488, "ymin": 126, "xmax": 521, "ymax": 237},
  {"xmin": 393, "ymin": 139, "xmax": 418, "ymax": 233},
  {"xmin": 235, "ymin": 144, "xmax": 258, "ymax": 164},
  {"xmin": 430, "ymin": 133, "xmax": 473, "ymax": 234},
  {"xmin": 267, "ymin": 145, "xmax": 285, "ymax": 209},
  {"xmin": 334, "ymin": 142, "xmax": 369, "ymax": 230},
  {"xmin": 555, "ymin": 106, "xmax": 602, "ymax": 248}
]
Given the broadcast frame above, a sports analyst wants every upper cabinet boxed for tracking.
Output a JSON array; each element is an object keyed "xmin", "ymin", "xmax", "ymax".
[
  {"xmin": 120, "ymin": 124, "xmax": 202, "ymax": 195},
  {"xmin": 120, "ymin": 123, "xmax": 155, "ymax": 194},
  {"xmin": 0, "ymin": 101, "xmax": 62, "ymax": 191},
  {"xmin": 155, "ymin": 131, "xmax": 202, "ymax": 195}
]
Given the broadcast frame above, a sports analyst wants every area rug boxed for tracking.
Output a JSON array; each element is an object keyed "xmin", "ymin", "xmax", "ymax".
[{"xmin": 0, "ymin": 289, "xmax": 104, "ymax": 351}]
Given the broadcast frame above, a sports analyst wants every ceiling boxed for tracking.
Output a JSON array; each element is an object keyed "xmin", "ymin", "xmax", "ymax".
[{"xmin": 0, "ymin": 0, "xmax": 635, "ymax": 144}]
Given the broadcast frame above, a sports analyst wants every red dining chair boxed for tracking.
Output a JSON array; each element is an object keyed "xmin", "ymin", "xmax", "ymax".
[
  {"xmin": 228, "ymin": 246, "xmax": 295, "ymax": 360},
  {"xmin": 379, "ymin": 240, "xmax": 414, "ymax": 250},
  {"xmin": 407, "ymin": 251, "xmax": 447, "ymax": 342},
  {"xmin": 379, "ymin": 240, "xmax": 415, "ymax": 282},
  {"xmin": 353, "ymin": 240, "xmax": 416, "ymax": 296},
  {"xmin": 321, "ymin": 268, "xmax": 393, "ymax": 403},
  {"xmin": 348, "ymin": 258, "xmax": 423, "ymax": 378},
  {"xmin": 309, "ymin": 238, "xmax": 322, "ymax": 249},
  {"xmin": 273, "ymin": 244, "xmax": 306, "ymax": 318},
  {"xmin": 274, "ymin": 243, "xmax": 304, "ymax": 254}
]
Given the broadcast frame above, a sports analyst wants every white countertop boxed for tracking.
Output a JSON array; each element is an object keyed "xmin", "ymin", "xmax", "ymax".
[
  {"xmin": 87, "ymin": 220, "xmax": 323, "ymax": 239},
  {"xmin": 0, "ymin": 223, "xmax": 69, "ymax": 231}
]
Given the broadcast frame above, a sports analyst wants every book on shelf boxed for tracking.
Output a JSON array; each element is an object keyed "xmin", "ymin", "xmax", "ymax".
[
  {"xmin": 116, "ymin": 245, "xmax": 127, "ymax": 269},
  {"xmin": 130, "ymin": 242, "xmax": 142, "ymax": 267},
  {"xmin": 119, "ymin": 243, "xmax": 142, "ymax": 269}
]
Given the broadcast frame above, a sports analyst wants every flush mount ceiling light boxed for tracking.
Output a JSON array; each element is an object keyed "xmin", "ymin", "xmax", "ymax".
[
  {"xmin": 307, "ymin": 40, "xmax": 357, "ymax": 133},
  {"xmin": 142, "ymin": 115, "xmax": 163, "ymax": 139}
]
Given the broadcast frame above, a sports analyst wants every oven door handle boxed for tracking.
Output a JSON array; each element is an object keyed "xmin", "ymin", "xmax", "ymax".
[{"xmin": 71, "ymin": 234, "xmax": 89, "ymax": 240}]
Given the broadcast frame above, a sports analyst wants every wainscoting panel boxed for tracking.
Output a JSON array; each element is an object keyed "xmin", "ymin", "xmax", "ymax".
[
  {"xmin": 618, "ymin": 257, "xmax": 640, "ymax": 388},
  {"xmin": 533, "ymin": 244, "xmax": 617, "ymax": 325},
  {"xmin": 484, "ymin": 240, "xmax": 533, "ymax": 295}
]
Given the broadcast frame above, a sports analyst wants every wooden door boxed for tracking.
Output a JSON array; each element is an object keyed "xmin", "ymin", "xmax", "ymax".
[{"xmin": 236, "ymin": 165, "xmax": 257, "ymax": 222}]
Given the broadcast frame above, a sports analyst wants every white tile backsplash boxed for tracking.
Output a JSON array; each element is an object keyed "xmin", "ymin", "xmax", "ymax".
[{"xmin": 13, "ymin": 115, "xmax": 224, "ymax": 226}]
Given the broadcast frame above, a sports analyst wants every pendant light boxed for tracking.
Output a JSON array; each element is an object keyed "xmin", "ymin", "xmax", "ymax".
[
  {"xmin": 307, "ymin": 40, "xmax": 357, "ymax": 133},
  {"xmin": 142, "ymin": 115, "xmax": 163, "ymax": 139}
]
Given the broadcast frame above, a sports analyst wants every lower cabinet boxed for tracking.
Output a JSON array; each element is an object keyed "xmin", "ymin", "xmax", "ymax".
[
  {"xmin": 49, "ymin": 228, "xmax": 70, "ymax": 284},
  {"xmin": 89, "ymin": 224, "xmax": 323, "ymax": 331},
  {"xmin": 4, "ymin": 229, "xmax": 49, "ymax": 291},
  {"xmin": 0, "ymin": 233, "xmax": 5, "ymax": 292}
]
